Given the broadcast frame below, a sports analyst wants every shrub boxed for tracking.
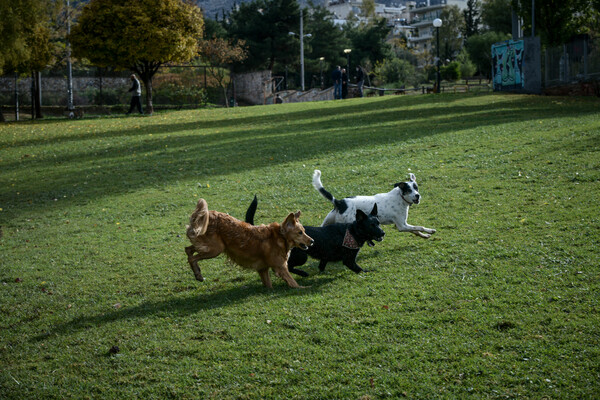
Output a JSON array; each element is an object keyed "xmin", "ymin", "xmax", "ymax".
[
  {"xmin": 374, "ymin": 58, "xmax": 416, "ymax": 87},
  {"xmin": 441, "ymin": 61, "xmax": 461, "ymax": 81},
  {"xmin": 153, "ymin": 83, "xmax": 208, "ymax": 106},
  {"xmin": 456, "ymin": 48, "xmax": 477, "ymax": 79}
]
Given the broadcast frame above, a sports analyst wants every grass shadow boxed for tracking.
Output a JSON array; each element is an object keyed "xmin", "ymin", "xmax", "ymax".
[
  {"xmin": 31, "ymin": 275, "xmax": 337, "ymax": 342},
  {"xmin": 2, "ymin": 94, "xmax": 599, "ymax": 224}
]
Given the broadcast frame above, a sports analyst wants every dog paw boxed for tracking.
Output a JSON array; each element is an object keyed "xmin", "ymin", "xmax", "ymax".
[
  {"xmin": 194, "ymin": 274, "xmax": 205, "ymax": 282},
  {"xmin": 290, "ymin": 269, "xmax": 309, "ymax": 277}
]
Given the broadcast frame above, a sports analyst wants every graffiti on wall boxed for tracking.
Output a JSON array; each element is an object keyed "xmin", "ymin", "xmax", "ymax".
[{"xmin": 492, "ymin": 40, "xmax": 524, "ymax": 91}]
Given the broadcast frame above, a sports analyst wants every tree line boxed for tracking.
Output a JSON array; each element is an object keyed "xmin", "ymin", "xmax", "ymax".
[{"xmin": 1, "ymin": 0, "xmax": 598, "ymax": 120}]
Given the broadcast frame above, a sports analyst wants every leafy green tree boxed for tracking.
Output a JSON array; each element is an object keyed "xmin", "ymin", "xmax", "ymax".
[
  {"xmin": 0, "ymin": 0, "xmax": 56, "ymax": 121},
  {"xmin": 360, "ymin": 0, "xmax": 376, "ymax": 19},
  {"xmin": 373, "ymin": 58, "xmax": 416, "ymax": 87},
  {"xmin": 199, "ymin": 37, "xmax": 247, "ymax": 106},
  {"xmin": 437, "ymin": 6, "xmax": 465, "ymax": 62},
  {"xmin": 440, "ymin": 61, "xmax": 461, "ymax": 81},
  {"xmin": 481, "ymin": 0, "xmax": 513, "ymax": 35},
  {"xmin": 225, "ymin": 0, "xmax": 300, "ymax": 72},
  {"xmin": 456, "ymin": 47, "xmax": 477, "ymax": 78},
  {"xmin": 512, "ymin": 0, "xmax": 599, "ymax": 45},
  {"xmin": 463, "ymin": 0, "xmax": 481, "ymax": 39},
  {"xmin": 465, "ymin": 31, "xmax": 510, "ymax": 77},
  {"xmin": 344, "ymin": 17, "xmax": 392, "ymax": 69},
  {"xmin": 69, "ymin": 0, "xmax": 204, "ymax": 115},
  {"xmin": 303, "ymin": 4, "xmax": 348, "ymax": 85},
  {"xmin": 203, "ymin": 16, "xmax": 228, "ymax": 39}
]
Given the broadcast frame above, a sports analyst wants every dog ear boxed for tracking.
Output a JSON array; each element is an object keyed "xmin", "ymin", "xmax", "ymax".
[
  {"xmin": 409, "ymin": 173, "xmax": 416, "ymax": 182},
  {"xmin": 282, "ymin": 212, "xmax": 296, "ymax": 230},
  {"xmin": 370, "ymin": 203, "xmax": 378, "ymax": 216},
  {"xmin": 294, "ymin": 211, "xmax": 301, "ymax": 220},
  {"xmin": 394, "ymin": 182, "xmax": 408, "ymax": 190},
  {"xmin": 355, "ymin": 209, "xmax": 367, "ymax": 221}
]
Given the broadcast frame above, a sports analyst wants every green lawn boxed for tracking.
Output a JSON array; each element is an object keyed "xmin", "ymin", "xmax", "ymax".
[{"xmin": 1, "ymin": 93, "xmax": 599, "ymax": 399}]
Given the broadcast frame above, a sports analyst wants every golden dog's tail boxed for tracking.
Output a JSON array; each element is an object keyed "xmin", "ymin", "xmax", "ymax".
[{"xmin": 189, "ymin": 198, "xmax": 210, "ymax": 236}]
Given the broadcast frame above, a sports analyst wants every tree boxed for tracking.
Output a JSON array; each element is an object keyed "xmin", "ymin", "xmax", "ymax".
[
  {"xmin": 303, "ymin": 4, "xmax": 348, "ymax": 85},
  {"xmin": 512, "ymin": 0, "xmax": 599, "ymax": 46},
  {"xmin": 27, "ymin": 22, "xmax": 56, "ymax": 119},
  {"xmin": 69, "ymin": 0, "xmax": 204, "ymax": 115},
  {"xmin": 225, "ymin": 0, "xmax": 300, "ymax": 72},
  {"xmin": 344, "ymin": 17, "xmax": 392, "ymax": 69},
  {"xmin": 373, "ymin": 58, "xmax": 416, "ymax": 87},
  {"xmin": 360, "ymin": 0, "xmax": 376, "ymax": 19},
  {"xmin": 463, "ymin": 0, "xmax": 481, "ymax": 39},
  {"xmin": 456, "ymin": 47, "xmax": 477, "ymax": 78},
  {"xmin": 198, "ymin": 37, "xmax": 247, "ymax": 106},
  {"xmin": 0, "ymin": 0, "xmax": 56, "ymax": 122},
  {"xmin": 465, "ymin": 31, "xmax": 511, "ymax": 77},
  {"xmin": 481, "ymin": 0, "xmax": 513, "ymax": 35},
  {"xmin": 440, "ymin": 61, "xmax": 461, "ymax": 81},
  {"xmin": 437, "ymin": 6, "xmax": 465, "ymax": 63}
]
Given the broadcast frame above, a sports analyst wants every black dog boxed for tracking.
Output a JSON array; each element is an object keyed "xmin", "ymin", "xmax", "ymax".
[{"xmin": 245, "ymin": 196, "xmax": 385, "ymax": 276}]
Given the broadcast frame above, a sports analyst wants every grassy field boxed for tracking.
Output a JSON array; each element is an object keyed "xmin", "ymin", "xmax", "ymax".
[{"xmin": 1, "ymin": 93, "xmax": 599, "ymax": 399}]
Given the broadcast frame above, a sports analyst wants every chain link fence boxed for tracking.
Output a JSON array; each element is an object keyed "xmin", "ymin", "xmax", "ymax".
[
  {"xmin": 0, "ymin": 65, "xmax": 218, "ymax": 119},
  {"xmin": 544, "ymin": 35, "xmax": 600, "ymax": 88}
]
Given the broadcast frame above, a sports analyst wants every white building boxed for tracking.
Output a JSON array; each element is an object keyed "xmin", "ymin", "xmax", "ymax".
[
  {"xmin": 325, "ymin": 0, "xmax": 468, "ymax": 54},
  {"xmin": 408, "ymin": 0, "xmax": 467, "ymax": 53},
  {"xmin": 326, "ymin": 0, "xmax": 409, "ymax": 27}
]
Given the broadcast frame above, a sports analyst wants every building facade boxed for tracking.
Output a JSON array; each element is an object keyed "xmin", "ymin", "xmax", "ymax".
[{"xmin": 408, "ymin": 0, "xmax": 467, "ymax": 53}]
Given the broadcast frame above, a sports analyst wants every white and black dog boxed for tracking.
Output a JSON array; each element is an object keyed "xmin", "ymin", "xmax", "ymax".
[{"xmin": 313, "ymin": 170, "xmax": 436, "ymax": 239}]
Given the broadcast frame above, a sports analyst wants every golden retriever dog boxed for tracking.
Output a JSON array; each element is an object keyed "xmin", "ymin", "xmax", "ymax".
[{"xmin": 185, "ymin": 198, "xmax": 314, "ymax": 288}]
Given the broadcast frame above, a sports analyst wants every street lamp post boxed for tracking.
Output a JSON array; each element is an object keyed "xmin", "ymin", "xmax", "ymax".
[
  {"xmin": 319, "ymin": 57, "xmax": 325, "ymax": 89},
  {"xmin": 66, "ymin": 0, "xmax": 74, "ymax": 111},
  {"xmin": 289, "ymin": 12, "xmax": 311, "ymax": 91},
  {"xmin": 344, "ymin": 48, "xmax": 351, "ymax": 75},
  {"xmin": 433, "ymin": 18, "xmax": 442, "ymax": 94}
]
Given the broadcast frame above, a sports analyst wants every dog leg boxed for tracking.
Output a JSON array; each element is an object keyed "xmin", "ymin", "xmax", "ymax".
[
  {"xmin": 273, "ymin": 266, "xmax": 302, "ymax": 288},
  {"xmin": 287, "ymin": 250, "xmax": 309, "ymax": 277},
  {"xmin": 185, "ymin": 246, "xmax": 204, "ymax": 281},
  {"xmin": 342, "ymin": 254, "xmax": 364, "ymax": 274},
  {"xmin": 321, "ymin": 212, "xmax": 337, "ymax": 227},
  {"xmin": 288, "ymin": 267, "xmax": 309, "ymax": 277},
  {"xmin": 395, "ymin": 223, "xmax": 436, "ymax": 239},
  {"xmin": 258, "ymin": 269, "xmax": 273, "ymax": 288},
  {"xmin": 317, "ymin": 259, "xmax": 329, "ymax": 272}
]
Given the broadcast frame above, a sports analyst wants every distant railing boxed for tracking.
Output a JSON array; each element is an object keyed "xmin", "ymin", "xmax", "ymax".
[{"xmin": 544, "ymin": 35, "xmax": 600, "ymax": 87}]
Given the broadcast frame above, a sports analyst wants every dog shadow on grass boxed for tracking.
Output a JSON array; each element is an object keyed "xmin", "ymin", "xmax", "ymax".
[{"xmin": 30, "ymin": 274, "xmax": 337, "ymax": 342}]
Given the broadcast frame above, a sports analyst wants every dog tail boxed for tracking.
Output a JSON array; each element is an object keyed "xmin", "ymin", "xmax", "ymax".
[
  {"xmin": 312, "ymin": 169, "xmax": 336, "ymax": 204},
  {"xmin": 245, "ymin": 195, "xmax": 258, "ymax": 225},
  {"xmin": 189, "ymin": 198, "xmax": 210, "ymax": 236}
]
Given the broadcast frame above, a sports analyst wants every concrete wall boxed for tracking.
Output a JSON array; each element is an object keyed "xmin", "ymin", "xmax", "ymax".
[
  {"xmin": 522, "ymin": 36, "xmax": 541, "ymax": 94},
  {"xmin": 492, "ymin": 37, "xmax": 541, "ymax": 94},
  {"xmin": 233, "ymin": 70, "xmax": 272, "ymax": 105}
]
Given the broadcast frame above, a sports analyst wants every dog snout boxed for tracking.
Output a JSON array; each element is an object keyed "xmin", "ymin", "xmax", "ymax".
[{"xmin": 309, "ymin": 239, "xmax": 315, "ymax": 247}]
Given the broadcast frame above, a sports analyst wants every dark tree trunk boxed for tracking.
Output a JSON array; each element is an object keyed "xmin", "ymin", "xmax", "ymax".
[
  {"xmin": 35, "ymin": 71, "xmax": 43, "ymax": 119},
  {"xmin": 132, "ymin": 60, "xmax": 161, "ymax": 116}
]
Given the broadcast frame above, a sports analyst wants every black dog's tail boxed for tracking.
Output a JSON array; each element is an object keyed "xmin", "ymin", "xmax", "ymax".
[{"xmin": 245, "ymin": 195, "xmax": 258, "ymax": 225}]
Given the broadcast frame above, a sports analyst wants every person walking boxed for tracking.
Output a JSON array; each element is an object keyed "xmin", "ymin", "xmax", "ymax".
[
  {"xmin": 331, "ymin": 66, "xmax": 342, "ymax": 100},
  {"xmin": 127, "ymin": 74, "xmax": 143, "ymax": 114},
  {"xmin": 341, "ymin": 68, "xmax": 348, "ymax": 99},
  {"xmin": 355, "ymin": 65, "xmax": 365, "ymax": 97}
]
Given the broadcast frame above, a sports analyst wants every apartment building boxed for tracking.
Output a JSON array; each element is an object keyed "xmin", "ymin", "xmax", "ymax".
[{"xmin": 408, "ymin": 0, "xmax": 467, "ymax": 53}]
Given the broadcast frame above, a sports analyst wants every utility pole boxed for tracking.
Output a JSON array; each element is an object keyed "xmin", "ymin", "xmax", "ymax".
[{"xmin": 66, "ymin": 0, "xmax": 74, "ymax": 112}]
